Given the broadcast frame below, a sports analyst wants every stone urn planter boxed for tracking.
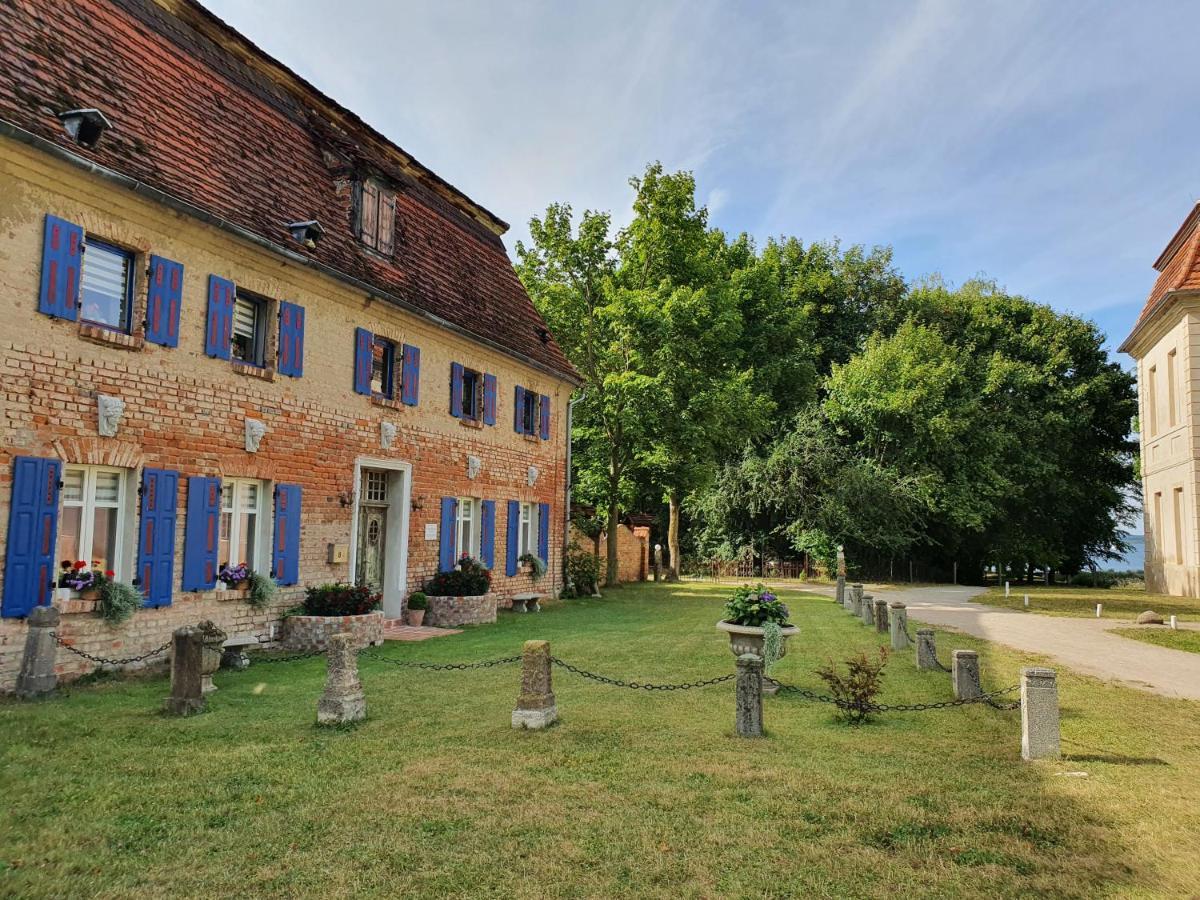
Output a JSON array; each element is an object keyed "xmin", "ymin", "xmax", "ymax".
[
  {"xmin": 424, "ymin": 594, "xmax": 497, "ymax": 628},
  {"xmin": 715, "ymin": 620, "xmax": 799, "ymax": 659},
  {"xmin": 403, "ymin": 608, "xmax": 426, "ymax": 627},
  {"xmin": 197, "ymin": 621, "xmax": 227, "ymax": 695}
]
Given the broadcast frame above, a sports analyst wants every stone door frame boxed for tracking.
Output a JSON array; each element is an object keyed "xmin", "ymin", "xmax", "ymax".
[{"xmin": 347, "ymin": 456, "xmax": 412, "ymax": 619}]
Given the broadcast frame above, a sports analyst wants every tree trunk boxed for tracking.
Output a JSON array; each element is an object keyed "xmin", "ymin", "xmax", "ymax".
[
  {"xmin": 606, "ymin": 450, "xmax": 620, "ymax": 587},
  {"xmin": 666, "ymin": 489, "xmax": 681, "ymax": 582}
]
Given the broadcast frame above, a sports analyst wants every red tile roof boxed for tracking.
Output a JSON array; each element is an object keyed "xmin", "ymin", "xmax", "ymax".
[
  {"xmin": 0, "ymin": 0, "xmax": 578, "ymax": 382},
  {"xmin": 1121, "ymin": 202, "xmax": 1200, "ymax": 354}
]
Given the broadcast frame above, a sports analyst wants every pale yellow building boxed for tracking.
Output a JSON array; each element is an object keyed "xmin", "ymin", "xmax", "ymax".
[{"xmin": 1121, "ymin": 203, "xmax": 1200, "ymax": 596}]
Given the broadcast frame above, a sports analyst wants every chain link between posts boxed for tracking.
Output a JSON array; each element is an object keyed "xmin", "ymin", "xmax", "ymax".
[
  {"xmin": 51, "ymin": 632, "xmax": 172, "ymax": 667},
  {"xmin": 773, "ymin": 679, "xmax": 1022, "ymax": 712},
  {"xmin": 551, "ymin": 657, "xmax": 737, "ymax": 691}
]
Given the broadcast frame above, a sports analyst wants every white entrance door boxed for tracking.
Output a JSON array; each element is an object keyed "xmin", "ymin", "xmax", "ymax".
[{"xmin": 349, "ymin": 460, "xmax": 411, "ymax": 619}]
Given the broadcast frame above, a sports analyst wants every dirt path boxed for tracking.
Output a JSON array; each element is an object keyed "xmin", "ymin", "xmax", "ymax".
[{"xmin": 808, "ymin": 583, "xmax": 1200, "ymax": 700}]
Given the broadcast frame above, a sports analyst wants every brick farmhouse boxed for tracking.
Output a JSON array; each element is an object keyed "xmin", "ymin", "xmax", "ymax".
[{"xmin": 0, "ymin": 0, "xmax": 580, "ymax": 690}]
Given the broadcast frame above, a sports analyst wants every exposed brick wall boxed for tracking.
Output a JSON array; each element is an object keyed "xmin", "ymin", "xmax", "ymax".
[
  {"xmin": 0, "ymin": 141, "xmax": 572, "ymax": 692},
  {"xmin": 570, "ymin": 524, "xmax": 649, "ymax": 583},
  {"xmin": 281, "ymin": 612, "xmax": 384, "ymax": 652},
  {"xmin": 423, "ymin": 594, "xmax": 498, "ymax": 628}
]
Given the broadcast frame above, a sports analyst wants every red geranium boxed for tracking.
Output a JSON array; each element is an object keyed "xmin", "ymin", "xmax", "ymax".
[{"xmin": 73, "ymin": 560, "xmax": 87, "ymax": 571}]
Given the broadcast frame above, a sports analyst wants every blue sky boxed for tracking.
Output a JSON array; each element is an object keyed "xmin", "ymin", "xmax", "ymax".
[{"xmin": 205, "ymin": 0, "xmax": 1200, "ymax": 365}]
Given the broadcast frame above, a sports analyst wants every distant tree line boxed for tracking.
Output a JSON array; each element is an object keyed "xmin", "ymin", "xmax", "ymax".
[{"xmin": 517, "ymin": 163, "xmax": 1138, "ymax": 586}]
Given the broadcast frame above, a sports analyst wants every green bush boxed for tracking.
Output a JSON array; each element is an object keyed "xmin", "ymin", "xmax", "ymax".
[
  {"xmin": 1069, "ymin": 571, "xmax": 1116, "ymax": 589},
  {"xmin": 565, "ymin": 542, "xmax": 599, "ymax": 597},
  {"xmin": 302, "ymin": 583, "xmax": 381, "ymax": 616},
  {"xmin": 406, "ymin": 591, "xmax": 428, "ymax": 610},
  {"xmin": 424, "ymin": 556, "xmax": 491, "ymax": 597},
  {"xmin": 722, "ymin": 583, "xmax": 791, "ymax": 627},
  {"xmin": 815, "ymin": 649, "xmax": 890, "ymax": 725}
]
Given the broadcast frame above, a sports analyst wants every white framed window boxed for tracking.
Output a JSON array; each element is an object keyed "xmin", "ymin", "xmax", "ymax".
[
  {"xmin": 518, "ymin": 502, "xmax": 537, "ymax": 557},
  {"xmin": 456, "ymin": 497, "xmax": 479, "ymax": 560},
  {"xmin": 220, "ymin": 479, "xmax": 266, "ymax": 571},
  {"xmin": 57, "ymin": 465, "xmax": 126, "ymax": 575},
  {"xmin": 80, "ymin": 239, "xmax": 134, "ymax": 333},
  {"xmin": 232, "ymin": 292, "xmax": 267, "ymax": 366}
]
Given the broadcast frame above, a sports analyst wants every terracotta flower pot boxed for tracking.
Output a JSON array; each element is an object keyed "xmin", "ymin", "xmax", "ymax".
[{"xmin": 404, "ymin": 608, "xmax": 426, "ymax": 627}]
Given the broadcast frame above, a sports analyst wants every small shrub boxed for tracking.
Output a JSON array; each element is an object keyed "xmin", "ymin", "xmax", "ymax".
[
  {"xmin": 246, "ymin": 571, "xmax": 275, "ymax": 609},
  {"xmin": 815, "ymin": 648, "xmax": 890, "ymax": 725},
  {"xmin": 1069, "ymin": 571, "xmax": 1116, "ymax": 589},
  {"xmin": 722, "ymin": 583, "xmax": 790, "ymax": 627},
  {"xmin": 302, "ymin": 583, "xmax": 381, "ymax": 617},
  {"xmin": 97, "ymin": 579, "xmax": 141, "ymax": 626},
  {"xmin": 565, "ymin": 542, "xmax": 599, "ymax": 597},
  {"xmin": 406, "ymin": 591, "xmax": 428, "ymax": 611},
  {"xmin": 519, "ymin": 552, "xmax": 547, "ymax": 579},
  {"xmin": 424, "ymin": 555, "xmax": 491, "ymax": 597}
]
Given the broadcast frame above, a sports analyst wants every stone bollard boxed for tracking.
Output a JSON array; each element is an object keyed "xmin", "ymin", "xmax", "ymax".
[
  {"xmin": 317, "ymin": 633, "xmax": 367, "ymax": 725},
  {"xmin": 889, "ymin": 603, "xmax": 910, "ymax": 651},
  {"xmin": 848, "ymin": 583, "xmax": 863, "ymax": 615},
  {"xmin": 512, "ymin": 640, "xmax": 557, "ymax": 729},
  {"xmin": 164, "ymin": 626, "xmax": 206, "ymax": 716},
  {"xmin": 16, "ymin": 606, "xmax": 60, "ymax": 700},
  {"xmin": 835, "ymin": 575, "xmax": 846, "ymax": 607},
  {"xmin": 735, "ymin": 653, "xmax": 764, "ymax": 737},
  {"xmin": 916, "ymin": 629, "xmax": 939, "ymax": 671},
  {"xmin": 873, "ymin": 598, "xmax": 889, "ymax": 634},
  {"xmin": 952, "ymin": 650, "xmax": 981, "ymax": 700},
  {"xmin": 197, "ymin": 620, "xmax": 226, "ymax": 695},
  {"xmin": 1021, "ymin": 667, "xmax": 1061, "ymax": 760},
  {"xmin": 860, "ymin": 593, "xmax": 876, "ymax": 626}
]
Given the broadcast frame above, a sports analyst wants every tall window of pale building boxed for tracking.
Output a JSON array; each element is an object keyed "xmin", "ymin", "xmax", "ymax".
[
  {"xmin": 1174, "ymin": 487, "xmax": 1186, "ymax": 565},
  {"xmin": 1168, "ymin": 349, "xmax": 1178, "ymax": 428},
  {"xmin": 1147, "ymin": 366, "xmax": 1158, "ymax": 436},
  {"xmin": 1154, "ymin": 491, "xmax": 1164, "ymax": 559}
]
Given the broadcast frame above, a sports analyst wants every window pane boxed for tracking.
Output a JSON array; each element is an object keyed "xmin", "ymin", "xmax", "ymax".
[
  {"xmin": 239, "ymin": 511, "xmax": 257, "ymax": 566},
  {"xmin": 232, "ymin": 296, "xmax": 262, "ymax": 365},
  {"xmin": 58, "ymin": 506, "xmax": 82, "ymax": 566},
  {"xmin": 219, "ymin": 512, "xmax": 232, "ymax": 568},
  {"xmin": 222, "ymin": 484, "xmax": 234, "ymax": 513},
  {"xmin": 90, "ymin": 506, "xmax": 117, "ymax": 572},
  {"xmin": 93, "ymin": 470, "xmax": 120, "ymax": 505},
  {"xmin": 461, "ymin": 372, "xmax": 478, "ymax": 419},
  {"xmin": 240, "ymin": 482, "xmax": 259, "ymax": 511},
  {"xmin": 62, "ymin": 468, "xmax": 85, "ymax": 504},
  {"xmin": 80, "ymin": 242, "xmax": 130, "ymax": 331},
  {"xmin": 371, "ymin": 339, "xmax": 394, "ymax": 397}
]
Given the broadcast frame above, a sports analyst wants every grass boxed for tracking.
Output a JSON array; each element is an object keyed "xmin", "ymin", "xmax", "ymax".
[
  {"xmin": 974, "ymin": 583, "xmax": 1200, "ymax": 620},
  {"xmin": 2, "ymin": 582, "xmax": 1198, "ymax": 898},
  {"xmin": 1110, "ymin": 627, "xmax": 1200, "ymax": 655}
]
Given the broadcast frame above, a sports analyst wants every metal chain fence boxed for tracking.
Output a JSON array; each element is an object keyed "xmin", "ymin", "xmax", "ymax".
[
  {"xmin": 773, "ymin": 679, "xmax": 1022, "ymax": 713},
  {"xmin": 359, "ymin": 650, "xmax": 522, "ymax": 670},
  {"xmin": 551, "ymin": 657, "xmax": 736, "ymax": 691},
  {"xmin": 51, "ymin": 632, "xmax": 172, "ymax": 667}
]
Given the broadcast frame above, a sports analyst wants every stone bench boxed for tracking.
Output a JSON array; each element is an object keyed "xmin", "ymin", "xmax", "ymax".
[
  {"xmin": 220, "ymin": 633, "xmax": 260, "ymax": 670},
  {"xmin": 510, "ymin": 593, "xmax": 546, "ymax": 613}
]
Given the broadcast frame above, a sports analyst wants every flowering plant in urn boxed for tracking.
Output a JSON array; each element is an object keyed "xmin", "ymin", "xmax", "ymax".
[
  {"xmin": 716, "ymin": 583, "xmax": 799, "ymax": 659},
  {"xmin": 218, "ymin": 562, "xmax": 250, "ymax": 588}
]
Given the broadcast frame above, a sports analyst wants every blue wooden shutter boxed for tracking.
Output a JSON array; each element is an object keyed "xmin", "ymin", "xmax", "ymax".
[
  {"xmin": 506, "ymin": 499, "xmax": 520, "ymax": 576},
  {"xmin": 514, "ymin": 385, "xmax": 526, "ymax": 434},
  {"xmin": 2, "ymin": 456, "xmax": 61, "ymax": 618},
  {"xmin": 354, "ymin": 327, "xmax": 373, "ymax": 395},
  {"xmin": 483, "ymin": 374, "xmax": 497, "ymax": 426},
  {"xmin": 480, "ymin": 500, "xmax": 496, "ymax": 569},
  {"xmin": 401, "ymin": 343, "xmax": 421, "ymax": 405},
  {"xmin": 146, "ymin": 255, "xmax": 183, "ymax": 347},
  {"xmin": 205, "ymin": 275, "xmax": 234, "ymax": 359},
  {"xmin": 539, "ymin": 394, "xmax": 551, "ymax": 440},
  {"xmin": 449, "ymin": 363, "xmax": 464, "ymax": 418},
  {"xmin": 272, "ymin": 484, "xmax": 302, "ymax": 586},
  {"xmin": 277, "ymin": 301, "xmax": 305, "ymax": 377},
  {"xmin": 181, "ymin": 476, "xmax": 220, "ymax": 591},
  {"xmin": 137, "ymin": 468, "xmax": 178, "ymax": 608},
  {"xmin": 538, "ymin": 502, "xmax": 550, "ymax": 563},
  {"xmin": 439, "ymin": 497, "xmax": 458, "ymax": 572},
  {"xmin": 38, "ymin": 214, "xmax": 82, "ymax": 321}
]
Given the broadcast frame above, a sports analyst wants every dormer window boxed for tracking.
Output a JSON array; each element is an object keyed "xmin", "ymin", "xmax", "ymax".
[{"xmin": 358, "ymin": 178, "xmax": 395, "ymax": 255}]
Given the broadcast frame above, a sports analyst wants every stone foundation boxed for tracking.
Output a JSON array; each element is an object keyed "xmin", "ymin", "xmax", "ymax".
[
  {"xmin": 424, "ymin": 594, "xmax": 497, "ymax": 628},
  {"xmin": 281, "ymin": 611, "xmax": 384, "ymax": 652}
]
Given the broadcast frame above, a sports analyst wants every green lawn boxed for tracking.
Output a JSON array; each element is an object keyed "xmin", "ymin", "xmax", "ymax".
[
  {"xmin": 1110, "ymin": 627, "xmax": 1200, "ymax": 655},
  {"xmin": 975, "ymin": 584, "xmax": 1200, "ymax": 620},
  {"xmin": 3, "ymin": 583, "xmax": 1199, "ymax": 898}
]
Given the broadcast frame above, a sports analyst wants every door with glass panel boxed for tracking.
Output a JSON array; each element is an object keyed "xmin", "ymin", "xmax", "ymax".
[{"xmin": 356, "ymin": 470, "xmax": 388, "ymax": 591}]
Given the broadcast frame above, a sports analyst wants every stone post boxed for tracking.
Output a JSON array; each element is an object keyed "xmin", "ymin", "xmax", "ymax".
[
  {"xmin": 1021, "ymin": 667, "xmax": 1061, "ymax": 761},
  {"xmin": 916, "ymin": 629, "xmax": 938, "ymax": 671},
  {"xmin": 164, "ymin": 626, "xmax": 206, "ymax": 716},
  {"xmin": 952, "ymin": 650, "xmax": 981, "ymax": 700},
  {"xmin": 889, "ymin": 603, "xmax": 910, "ymax": 651},
  {"xmin": 15, "ymin": 606, "xmax": 60, "ymax": 700},
  {"xmin": 317, "ymin": 633, "xmax": 367, "ymax": 725},
  {"xmin": 512, "ymin": 640, "xmax": 557, "ymax": 729},
  {"xmin": 848, "ymin": 583, "xmax": 863, "ymax": 614},
  {"xmin": 873, "ymin": 598, "xmax": 889, "ymax": 634},
  {"xmin": 653, "ymin": 545, "xmax": 662, "ymax": 583},
  {"xmin": 835, "ymin": 545, "xmax": 846, "ymax": 606},
  {"xmin": 735, "ymin": 653, "xmax": 764, "ymax": 738},
  {"xmin": 860, "ymin": 593, "xmax": 875, "ymax": 626},
  {"xmin": 197, "ymin": 620, "xmax": 226, "ymax": 695}
]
